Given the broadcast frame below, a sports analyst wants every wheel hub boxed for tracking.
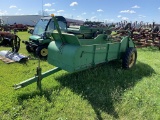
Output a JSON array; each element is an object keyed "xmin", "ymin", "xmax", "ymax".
[{"xmin": 40, "ymin": 48, "xmax": 48, "ymax": 56}]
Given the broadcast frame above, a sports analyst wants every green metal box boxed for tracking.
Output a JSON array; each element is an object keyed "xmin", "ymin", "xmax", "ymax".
[{"xmin": 47, "ymin": 32, "xmax": 134, "ymax": 72}]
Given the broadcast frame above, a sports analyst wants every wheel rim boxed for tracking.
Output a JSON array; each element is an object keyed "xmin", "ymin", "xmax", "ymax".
[
  {"xmin": 129, "ymin": 52, "xmax": 136, "ymax": 68},
  {"xmin": 40, "ymin": 48, "xmax": 48, "ymax": 57}
]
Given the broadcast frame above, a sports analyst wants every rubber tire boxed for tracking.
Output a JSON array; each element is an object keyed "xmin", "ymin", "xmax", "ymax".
[
  {"xmin": 26, "ymin": 45, "xmax": 32, "ymax": 53},
  {"xmin": 122, "ymin": 47, "xmax": 137, "ymax": 69},
  {"xmin": 36, "ymin": 46, "xmax": 48, "ymax": 58}
]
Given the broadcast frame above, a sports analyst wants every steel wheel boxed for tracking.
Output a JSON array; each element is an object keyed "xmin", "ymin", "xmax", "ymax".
[
  {"xmin": 129, "ymin": 51, "xmax": 136, "ymax": 68},
  {"xmin": 122, "ymin": 47, "xmax": 137, "ymax": 69},
  {"xmin": 36, "ymin": 46, "xmax": 48, "ymax": 58},
  {"xmin": 40, "ymin": 48, "xmax": 48, "ymax": 57}
]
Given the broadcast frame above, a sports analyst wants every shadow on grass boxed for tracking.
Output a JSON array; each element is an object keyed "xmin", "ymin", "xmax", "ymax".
[
  {"xmin": 17, "ymin": 86, "xmax": 62, "ymax": 104},
  {"xmin": 54, "ymin": 61, "xmax": 155, "ymax": 119},
  {"xmin": 17, "ymin": 60, "xmax": 155, "ymax": 119}
]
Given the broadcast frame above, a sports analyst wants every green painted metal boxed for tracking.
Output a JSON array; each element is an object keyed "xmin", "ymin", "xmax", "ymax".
[
  {"xmin": 13, "ymin": 67, "xmax": 61, "ymax": 89},
  {"xmin": 29, "ymin": 35, "xmax": 41, "ymax": 41},
  {"xmin": 29, "ymin": 35, "xmax": 51, "ymax": 44},
  {"xmin": 67, "ymin": 25, "xmax": 109, "ymax": 39},
  {"xmin": 14, "ymin": 15, "xmax": 136, "ymax": 90},
  {"xmin": 52, "ymin": 15, "xmax": 66, "ymax": 44},
  {"xmin": 47, "ymin": 17, "xmax": 135, "ymax": 72},
  {"xmin": 47, "ymin": 35, "xmax": 133, "ymax": 72}
]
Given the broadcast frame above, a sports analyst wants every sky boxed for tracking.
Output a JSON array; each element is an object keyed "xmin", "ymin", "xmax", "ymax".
[{"xmin": 0, "ymin": 0, "xmax": 160, "ymax": 23}]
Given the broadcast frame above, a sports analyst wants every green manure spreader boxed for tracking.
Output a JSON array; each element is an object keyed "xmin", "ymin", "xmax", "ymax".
[{"xmin": 14, "ymin": 14, "xmax": 137, "ymax": 90}]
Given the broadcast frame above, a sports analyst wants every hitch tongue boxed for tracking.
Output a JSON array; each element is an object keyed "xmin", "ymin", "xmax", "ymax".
[
  {"xmin": 13, "ymin": 76, "xmax": 39, "ymax": 89},
  {"xmin": 13, "ymin": 63, "xmax": 61, "ymax": 90},
  {"xmin": 13, "ymin": 59, "xmax": 42, "ymax": 90}
]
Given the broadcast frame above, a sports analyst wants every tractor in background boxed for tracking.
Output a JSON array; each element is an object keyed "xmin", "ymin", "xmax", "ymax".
[{"xmin": 23, "ymin": 16, "xmax": 84, "ymax": 58}]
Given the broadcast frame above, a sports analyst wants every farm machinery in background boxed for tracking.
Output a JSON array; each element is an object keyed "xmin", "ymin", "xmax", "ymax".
[
  {"xmin": 0, "ymin": 23, "xmax": 28, "ymax": 32},
  {"xmin": 114, "ymin": 21, "xmax": 160, "ymax": 49},
  {"xmin": 14, "ymin": 14, "xmax": 137, "ymax": 90},
  {"xmin": 131, "ymin": 23, "xmax": 160, "ymax": 49},
  {"xmin": 0, "ymin": 31, "xmax": 28, "ymax": 63},
  {"xmin": 0, "ymin": 31, "xmax": 14, "ymax": 46}
]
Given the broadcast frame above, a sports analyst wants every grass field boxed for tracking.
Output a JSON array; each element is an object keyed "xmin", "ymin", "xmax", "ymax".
[{"xmin": 0, "ymin": 31, "xmax": 160, "ymax": 120}]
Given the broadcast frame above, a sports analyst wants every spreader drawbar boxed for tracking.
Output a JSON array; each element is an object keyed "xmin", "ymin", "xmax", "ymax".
[{"xmin": 13, "ymin": 66, "xmax": 61, "ymax": 90}]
